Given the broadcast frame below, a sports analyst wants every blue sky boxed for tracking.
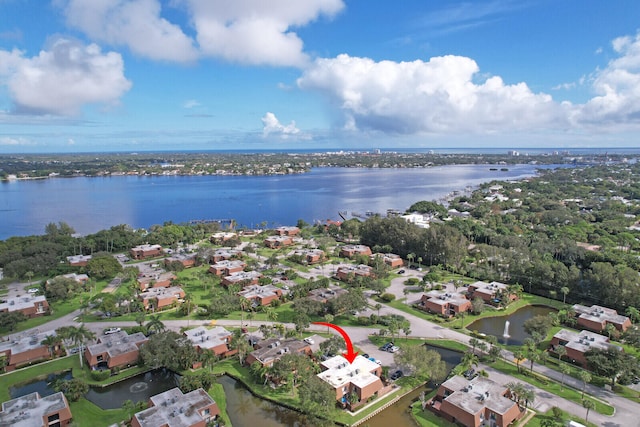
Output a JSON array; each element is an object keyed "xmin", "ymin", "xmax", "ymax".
[{"xmin": 1, "ymin": 0, "xmax": 640, "ymax": 153}]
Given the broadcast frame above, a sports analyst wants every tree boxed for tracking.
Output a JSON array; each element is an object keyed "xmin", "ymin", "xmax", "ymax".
[
  {"xmin": 560, "ymin": 286, "xmax": 570, "ymax": 304},
  {"xmin": 41, "ymin": 334, "xmax": 62, "ymax": 358},
  {"xmin": 625, "ymin": 306, "xmax": 640, "ymax": 324},
  {"xmin": 461, "ymin": 352, "xmax": 479, "ymax": 370},
  {"xmin": 25, "ymin": 270, "xmax": 34, "ymax": 286},
  {"xmin": 394, "ymin": 345, "xmax": 446, "ymax": 382},
  {"xmin": 56, "ymin": 324, "xmax": 95, "ymax": 367},
  {"xmin": 523, "ymin": 315, "xmax": 552, "ymax": 343},
  {"xmin": 0, "ymin": 311, "xmax": 27, "ymax": 331},
  {"xmin": 585, "ymin": 347, "xmax": 640, "ymax": 387},
  {"xmin": 146, "ymin": 314, "xmax": 166, "ymax": 334},
  {"xmin": 578, "ymin": 370, "xmax": 592, "ymax": 398},
  {"xmin": 471, "ymin": 297, "xmax": 485, "ymax": 315},
  {"xmin": 139, "ymin": 331, "xmax": 198, "ymax": 371},
  {"xmin": 87, "ymin": 254, "xmax": 123, "ymax": 280},
  {"xmin": 555, "ymin": 345, "xmax": 566, "ymax": 363},
  {"xmin": 53, "ymin": 378, "xmax": 88, "ymax": 402},
  {"xmin": 582, "ymin": 399, "xmax": 595, "ymax": 424},
  {"xmin": 559, "ymin": 364, "xmax": 571, "ymax": 390},
  {"xmin": 514, "ymin": 350, "xmax": 525, "ymax": 373},
  {"xmin": 298, "ymin": 374, "xmax": 335, "ymax": 418}
]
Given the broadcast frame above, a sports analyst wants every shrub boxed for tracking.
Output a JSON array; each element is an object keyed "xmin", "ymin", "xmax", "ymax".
[
  {"xmin": 90, "ymin": 370, "xmax": 112, "ymax": 381},
  {"xmin": 380, "ymin": 293, "xmax": 396, "ymax": 302}
]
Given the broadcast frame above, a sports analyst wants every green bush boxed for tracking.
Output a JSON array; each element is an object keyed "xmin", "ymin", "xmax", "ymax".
[
  {"xmin": 90, "ymin": 369, "xmax": 112, "ymax": 381},
  {"xmin": 380, "ymin": 293, "xmax": 396, "ymax": 302}
]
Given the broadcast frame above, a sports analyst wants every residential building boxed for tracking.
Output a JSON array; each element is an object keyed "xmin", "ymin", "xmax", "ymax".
[
  {"xmin": 0, "ymin": 392, "xmax": 72, "ymax": 427},
  {"xmin": 221, "ymin": 271, "xmax": 262, "ymax": 288},
  {"xmin": 139, "ymin": 286, "xmax": 185, "ymax": 311},
  {"xmin": 429, "ymin": 375, "xmax": 523, "ymax": 427},
  {"xmin": 238, "ymin": 284, "xmax": 282, "ymax": 307},
  {"xmin": 572, "ymin": 304, "xmax": 632, "ymax": 333},
  {"xmin": 340, "ymin": 245, "xmax": 372, "ymax": 258},
  {"xmin": 400, "ymin": 213, "xmax": 431, "ymax": 229},
  {"xmin": 0, "ymin": 331, "xmax": 60, "ymax": 372},
  {"xmin": 467, "ymin": 281, "xmax": 515, "ymax": 305},
  {"xmin": 66, "ymin": 254, "xmax": 92, "ymax": 266},
  {"xmin": 263, "ymin": 235, "xmax": 294, "ymax": 249},
  {"xmin": 336, "ymin": 264, "xmax": 372, "ymax": 282},
  {"xmin": 132, "ymin": 388, "xmax": 219, "ymax": 427},
  {"xmin": 370, "ymin": 253, "xmax": 404, "ymax": 268},
  {"xmin": 419, "ymin": 291, "xmax": 471, "ymax": 317},
  {"xmin": 130, "ymin": 244, "xmax": 163, "ymax": 260},
  {"xmin": 291, "ymin": 249, "xmax": 325, "ymax": 265},
  {"xmin": 137, "ymin": 271, "xmax": 177, "ymax": 291},
  {"xmin": 210, "ymin": 248, "xmax": 242, "ymax": 263},
  {"xmin": 164, "ymin": 253, "xmax": 197, "ymax": 268},
  {"xmin": 208, "ymin": 260, "xmax": 246, "ymax": 276},
  {"xmin": 307, "ymin": 287, "xmax": 348, "ymax": 304},
  {"xmin": 210, "ymin": 232, "xmax": 238, "ymax": 244},
  {"xmin": 550, "ymin": 329, "xmax": 622, "ymax": 368},
  {"xmin": 317, "ymin": 355, "xmax": 384, "ymax": 410},
  {"xmin": 0, "ymin": 295, "xmax": 50, "ymax": 318},
  {"xmin": 275, "ymin": 226, "xmax": 300, "ymax": 236},
  {"xmin": 84, "ymin": 330, "xmax": 148, "ymax": 371},
  {"xmin": 245, "ymin": 338, "xmax": 312, "ymax": 367},
  {"xmin": 184, "ymin": 326, "xmax": 235, "ymax": 357},
  {"xmin": 47, "ymin": 273, "xmax": 90, "ymax": 286}
]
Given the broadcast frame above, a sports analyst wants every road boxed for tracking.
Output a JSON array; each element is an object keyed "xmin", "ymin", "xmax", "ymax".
[{"xmin": 4, "ymin": 280, "xmax": 639, "ymax": 426}]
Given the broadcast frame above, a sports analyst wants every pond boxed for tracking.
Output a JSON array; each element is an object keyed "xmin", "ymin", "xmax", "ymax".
[
  {"xmin": 366, "ymin": 343, "xmax": 463, "ymax": 427},
  {"xmin": 466, "ymin": 305, "xmax": 557, "ymax": 346},
  {"xmin": 9, "ymin": 371, "xmax": 73, "ymax": 399},
  {"xmin": 85, "ymin": 368, "xmax": 181, "ymax": 410}
]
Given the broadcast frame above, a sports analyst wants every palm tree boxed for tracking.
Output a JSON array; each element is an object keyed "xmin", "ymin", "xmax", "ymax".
[
  {"xmin": 146, "ymin": 314, "xmax": 166, "ymax": 334},
  {"xmin": 374, "ymin": 303, "xmax": 382, "ymax": 317},
  {"xmin": 200, "ymin": 350, "xmax": 218, "ymax": 372},
  {"xmin": 461, "ymin": 352, "xmax": 479, "ymax": 370},
  {"xmin": 57, "ymin": 324, "xmax": 95, "ymax": 368},
  {"xmin": 239, "ymin": 297, "xmax": 251, "ymax": 327},
  {"xmin": 625, "ymin": 306, "xmax": 639, "ymax": 324},
  {"xmin": 265, "ymin": 306, "xmax": 278, "ymax": 323},
  {"xmin": 604, "ymin": 323, "xmax": 617, "ymax": 340},
  {"xmin": 578, "ymin": 370, "xmax": 592, "ymax": 398},
  {"xmin": 560, "ymin": 286, "xmax": 570, "ymax": 304},
  {"xmin": 560, "ymin": 364, "xmax": 571, "ymax": 390},
  {"xmin": 582, "ymin": 399, "xmax": 595, "ymax": 424},
  {"xmin": 521, "ymin": 388, "xmax": 535, "ymax": 409},
  {"xmin": 407, "ymin": 253, "xmax": 415, "ymax": 268},
  {"xmin": 514, "ymin": 350, "xmax": 525, "ymax": 373},
  {"xmin": 41, "ymin": 334, "xmax": 62, "ymax": 358},
  {"xmin": 25, "ymin": 271, "xmax": 34, "ymax": 287},
  {"xmin": 469, "ymin": 338, "xmax": 480, "ymax": 354},
  {"xmin": 555, "ymin": 345, "xmax": 566, "ymax": 363},
  {"xmin": 324, "ymin": 314, "xmax": 334, "ymax": 333},
  {"xmin": 417, "ymin": 257, "xmax": 423, "ymax": 269}
]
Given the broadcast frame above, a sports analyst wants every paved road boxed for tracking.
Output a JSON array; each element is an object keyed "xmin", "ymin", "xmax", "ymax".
[{"xmin": 5, "ymin": 291, "xmax": 639, "ymax": 426}]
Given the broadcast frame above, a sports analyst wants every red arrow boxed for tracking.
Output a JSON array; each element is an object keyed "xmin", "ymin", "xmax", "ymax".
[{"xmin": 313, "ymin": 322, "xmax": 359, "ymax": 364}]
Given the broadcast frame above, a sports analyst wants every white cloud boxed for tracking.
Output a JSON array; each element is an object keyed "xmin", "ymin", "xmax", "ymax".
[
  {"xmin": 575, "ymin": 32, "xmax": 640, "ymax": 125},
  {"xmin": 0, "ymin": 38, "xmax": 132, "ymax": 115},
  {"xmin": 261, "ymin": 112, "xmax": 300, "ymax": 137},
  {"xmin": 297, "ymin": 54, "xmax": 564, "ymax": 134},
  {"xmin": 183, "ymin": 99, "xmax": 201, "ymax": 109},
  {"xmin": 184, "ymin": 0, "xmax": 344, "ymax": 67},
  {"xmin": 57, "ymin": 0, "xmax": 198, "ymax": 62},
  {"xmin": 0, "ymin": 136, "xmax": 31, "ymax": 146}
]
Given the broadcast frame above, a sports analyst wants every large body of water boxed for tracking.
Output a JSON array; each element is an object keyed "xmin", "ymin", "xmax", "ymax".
[{"xmin": 0, "ymin": 164, "xmax": 559, "ymax": 240}]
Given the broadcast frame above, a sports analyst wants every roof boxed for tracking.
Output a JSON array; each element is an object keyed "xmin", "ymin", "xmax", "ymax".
[
  {"xmin": 423, "ymin": 290, "xmax": 469, "ymax": 307},
  {"xmin": 0, "ymin": 330, "xmax": 56, "ymax": 356},
  {"xmin": 248, "ymin": 338, "xmax": 309, "ymax": 365},
  {"xmin": 86, "ymin": 331, "xmax": 147, "ymax": 358},
  {"xmin": 223, "ymin": 271, "xmax": 262, "ymax": 283},
  {"xmin": 0, "ymin": 295, "xmax": 47, "ymax": 313},
  {"xmin": 441, "ymin": 375, "xmax": 517, "ymax": 416},
  {"xmin": 469, "ymin": 281, "xmax": 508, "ymax": 295},
  {"xmin": 139, "ymin": 286, "xmax": 184, "ymax": 300},
  {"xmin": 133, "ymin": 388, "xmax": 216, "ymax": 427},
  {"xmin": 184, "ymin": 326, "xmax": 232, "ymax": 350},
  {"xmin": 131, "ymin": 244, "xmax": 163, "ymax": 251},
  {"xmin": 553, "ymin": 329, "xmax": 620, "ymax": 353},
  {"xmin": 0, "ymin": 392, "xmax": 69, "ymax": 427},
  {"xmin": 308, "ymin": 287, "xmax": 348, "ymax": 302},
  {"xmin": 318, "ymin": 355, "xmax": 381, "ymax": 389},
  {"xmin": 238, "ymin": 284, "xmax": 280, "ymax": 300},
  {"xmin": 572, "ymin": 304, "xmax": 630, "ymax": 326}
]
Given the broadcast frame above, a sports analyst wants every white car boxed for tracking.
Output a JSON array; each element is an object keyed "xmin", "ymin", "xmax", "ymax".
[
  {"xmin": 304, "ymin": 337, "xmax": 314, "ymax": 345},
  {"xmin": 27, "ymin": 288, "xmax": 39, "ymax": 293},
  {"xmin": 388, "ymin": 345, "xmax": 400, "ymax": 353},
  {"xmin": 104, "ymin": 327, "xmax": 121, "ymax": 335}
]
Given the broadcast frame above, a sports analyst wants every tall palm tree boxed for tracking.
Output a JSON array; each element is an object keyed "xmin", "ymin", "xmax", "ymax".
[
  {"xmin": 559, "ymin": 364, "xmax": 571, "ymax": 390},
  {"xmin": 41, "ymin": 334, "xmax": 62, "ymax": 358},
  {"xmin": 513, "ymin": 350, "xmax": 525, "ymax": 373},
  {"xmin": 578, "ymin": 371, "xmax": 592, "ymax": 398},
  {"xmin": 57, "ymin": 324, "xmax": 95, "ymax": 368},
  {"xmin": 146, "ymin": 314, "xmax": 166, "ymax": 335},
  {"xmin": 239, "ymin": 297, "xmax": 251, "ymax": 327},
  {"xmin": 556, "ymin": 345, "xmax": 566, "ymax": 363},
  {"xmin": 582, "ymin": 399, "xmax": 595, "ymax": 424},
  {"xmin": 560, "ymin": 286, "xmax": 570, "ymax": 304}
]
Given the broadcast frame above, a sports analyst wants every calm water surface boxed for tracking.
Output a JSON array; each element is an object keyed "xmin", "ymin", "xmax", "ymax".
[
  {"xmin": 0, "ymin": 164, "xmax": 558, "ymax": 239},
  {"xmin": 467, "ymin": 305, "xmax": 557, "ymax": 346}
]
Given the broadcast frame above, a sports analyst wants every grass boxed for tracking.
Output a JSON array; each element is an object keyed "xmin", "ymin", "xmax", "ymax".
[
  {"xmin": 411, "ymin": 402, "xmax": 457, "ymax": 427},
  {"xmin": 208, "ymin": 382, "xmax": 232, "ymax": 427},
  {"xmin": 489, "ymin": 358, "xmax": 614, "ymax": 416},
  {"xmin": 524, "ymin": 407, "xmax": 599, "ymax": 427}
]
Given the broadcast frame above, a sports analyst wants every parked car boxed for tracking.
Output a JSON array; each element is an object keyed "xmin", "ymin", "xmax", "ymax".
[
  {"xmin": 103, "ymin": 327, "xmax": 121, "ymax": 335},
  {"xmin": 362, "ymin": 353, "xmax": 369, "ymax": 359},
  {"xmin": 304, "ymin": 337, "xmax": 315, "ymax": 345},
  {"xmin": 368, "ymin": 357, "xmax": 382, "ymax": 365},
  {"xmin": 463, "ymin": 368, "xmax": 476, "ymax": 379},
  {"xmin": 389, "ymin": 370, "xmax": 404, "ymax": 380},
  {"xmin": 380, "ymin": 342, "xmax": 395, "ymax": 351},
  {"xmin": 27, "ymin": 288, "xmax": 39, "ymax": 293},
  {"xmin": 397, "ymin": 269, "xmax": 405, "ymax": 274},
  {"xmin": 388, "ymin": 345, "xmax": 400, "ymax": 353}
]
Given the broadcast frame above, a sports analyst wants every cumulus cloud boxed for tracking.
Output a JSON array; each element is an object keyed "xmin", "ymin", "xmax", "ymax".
[
  {"xmin": 297, "ymin": 54, "xmax": 564, "ymax": 134},
  {"xmin": 57, "ymin": 0, "xmax": 198, "ymax": 62},
  {"xmin": 575, "ymin": 32, "xmax": 640, "ymax": 125},
  {"xmin": 56, "ymin": 0, "xmax": 343, "ymax": 67},
  {"xmin": 0, "ymin": 38, "xmax": 132, "ymax": 115},
  {"xmin": 261, "ymin": 112, "xmax": 300, "ymax": 137},
  {"xmin": 181, "ymin": 0, "xmax": 344, "ymax": 67},
  {"xmin": 183, "ymin": 99, "xmax": 201, "ymax": 109}
]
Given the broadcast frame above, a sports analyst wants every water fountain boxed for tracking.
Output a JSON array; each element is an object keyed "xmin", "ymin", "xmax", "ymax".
[{"xmin": 503, "ymin": 320, "xmax": 511, "ymax": 338}]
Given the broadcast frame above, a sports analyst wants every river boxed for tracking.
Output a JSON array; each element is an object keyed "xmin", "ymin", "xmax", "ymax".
[{"xmin": 0, "ymin": 164, "xmax": 559, "ymax": 240}]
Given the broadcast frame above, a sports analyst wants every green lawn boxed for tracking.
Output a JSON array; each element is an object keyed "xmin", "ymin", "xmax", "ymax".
[
  {"xmin": 524, "ymin": 407, "xmax": 599, "ymax": 427},
  {"xmin": 411, "ymin": 402, "xmax": 457, "ymax": 427},
  {"xmin": 489, "ymin": 358, "xmax": 614, "ymax": 416}
]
